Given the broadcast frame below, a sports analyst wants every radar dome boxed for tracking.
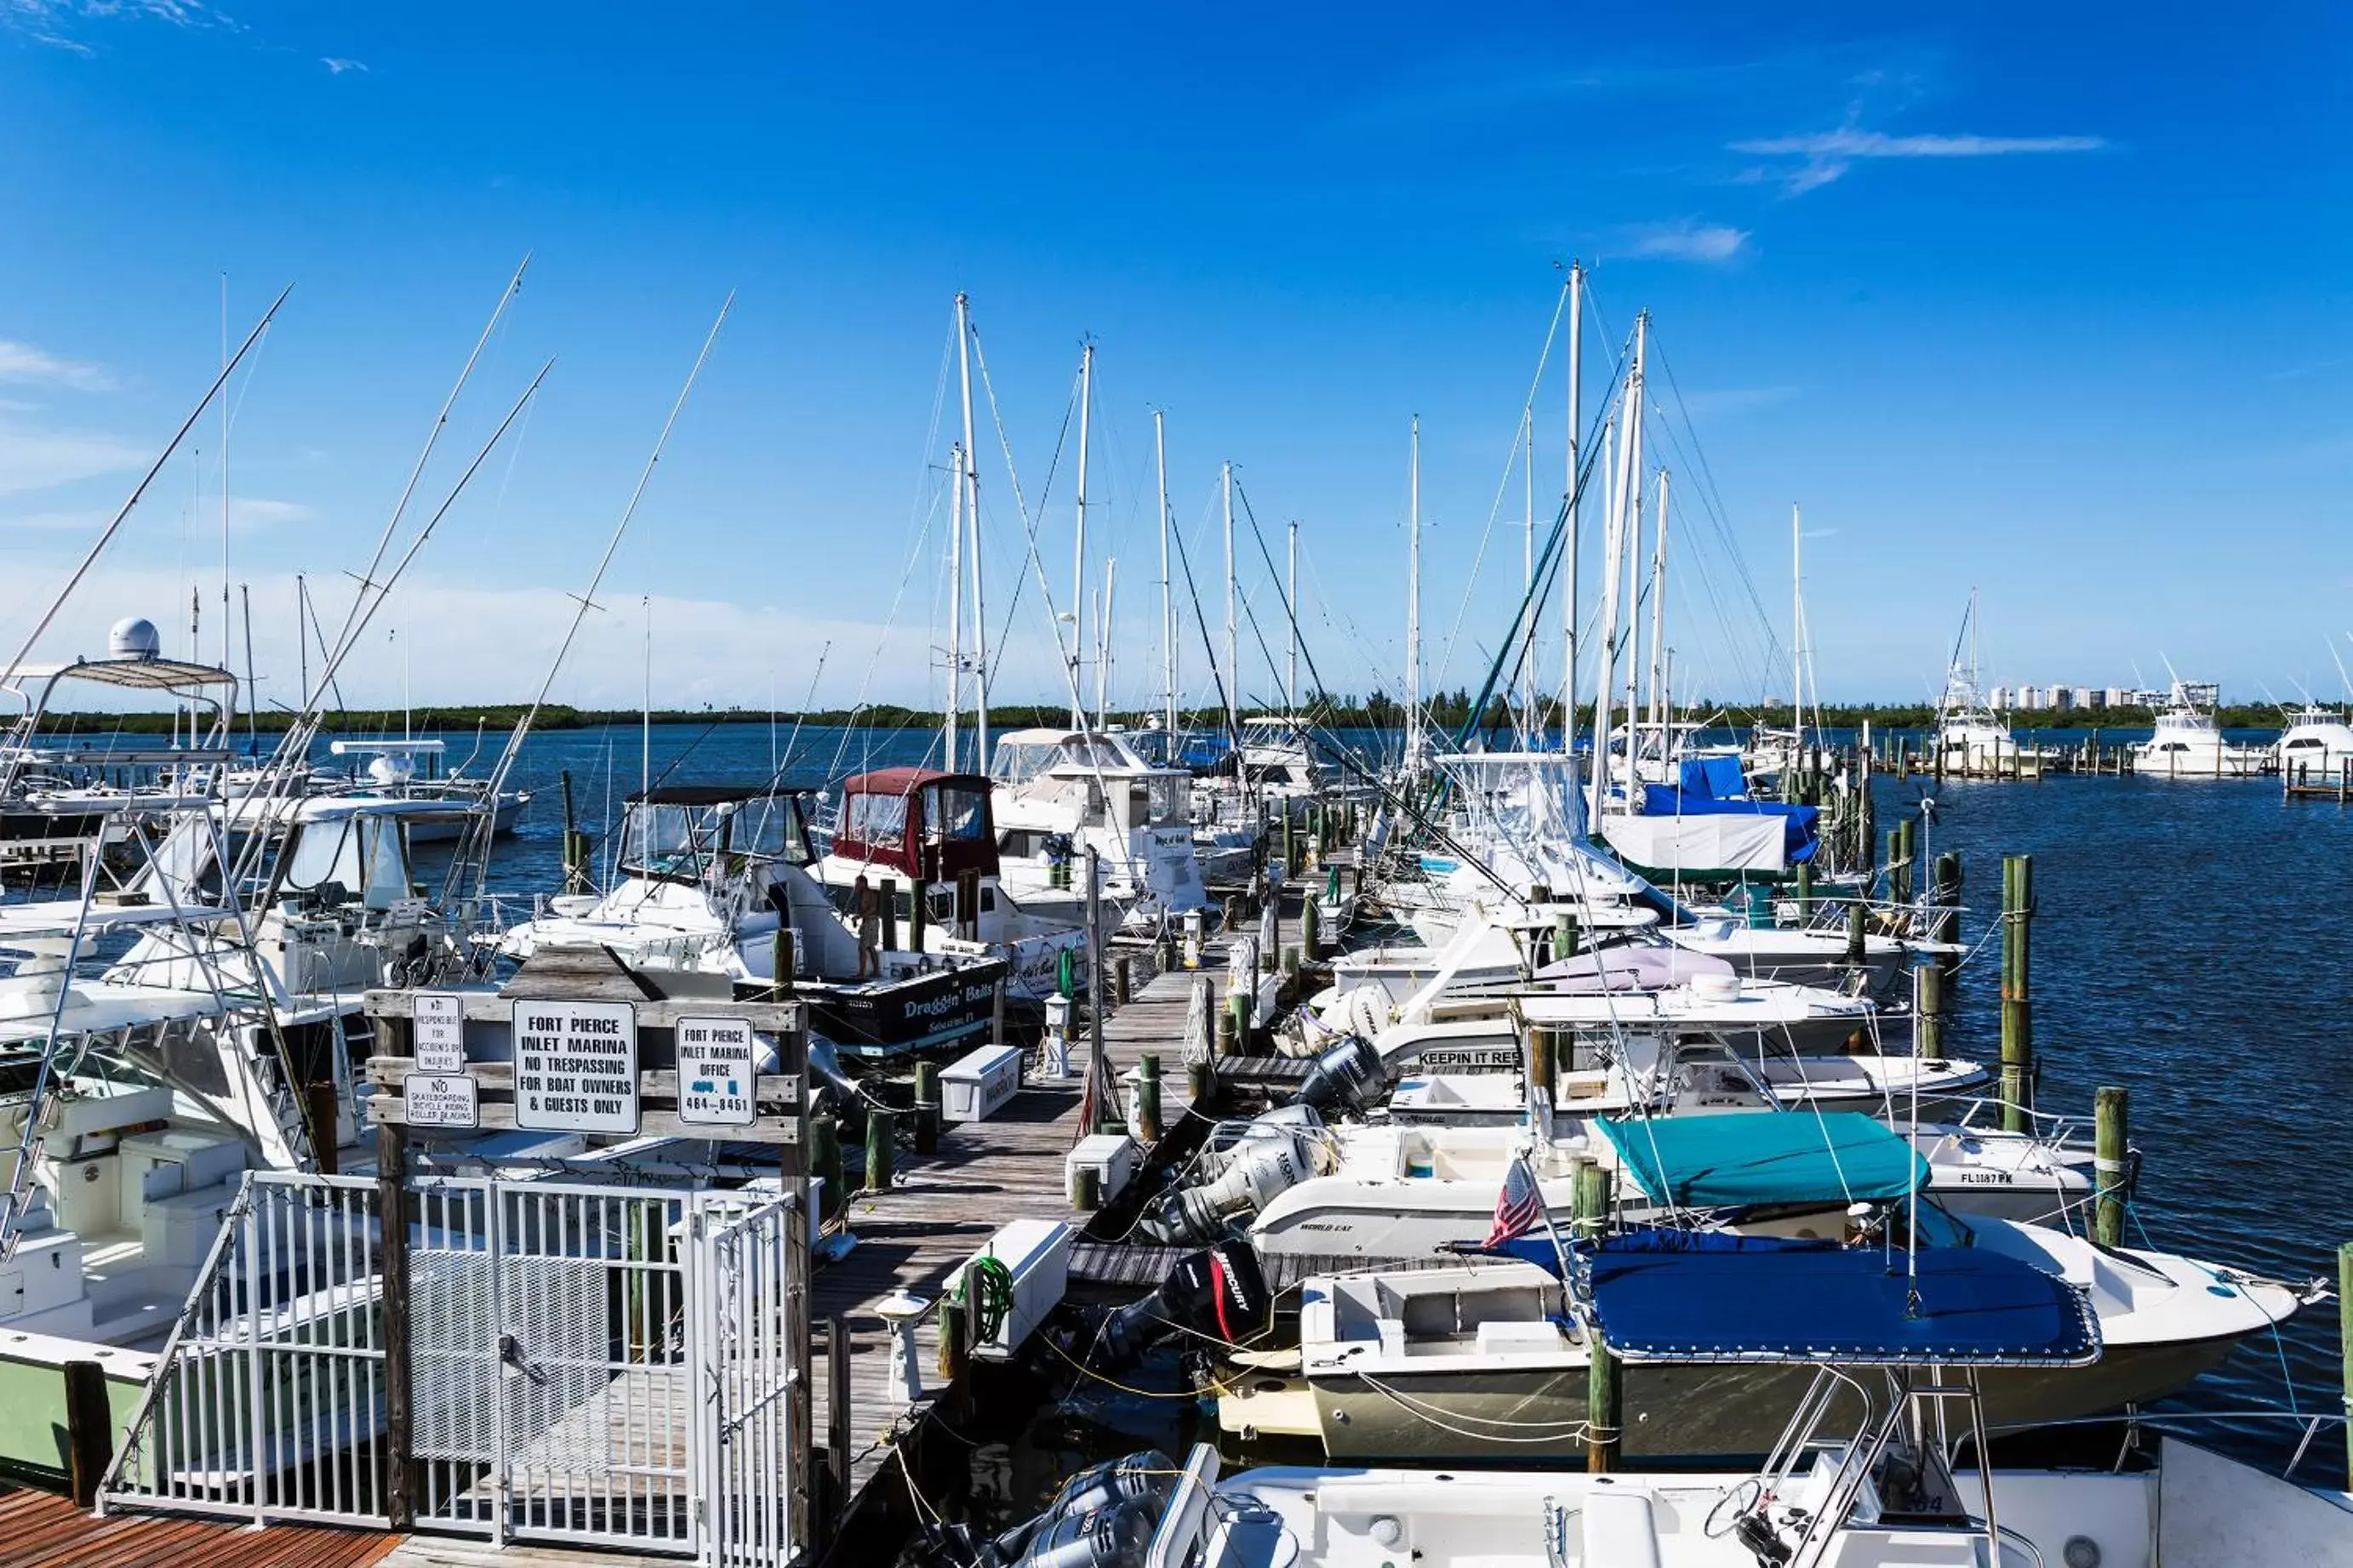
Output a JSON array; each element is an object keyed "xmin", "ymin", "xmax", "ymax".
[{"xmin": 108, "ymin": 617, "xmax": 162, "ymax": 660}]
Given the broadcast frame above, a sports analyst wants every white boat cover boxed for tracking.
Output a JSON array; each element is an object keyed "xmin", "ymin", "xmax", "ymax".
[{"xmin": 1602, "ymin": 811, "xmax": 1785, "ymax": 874}]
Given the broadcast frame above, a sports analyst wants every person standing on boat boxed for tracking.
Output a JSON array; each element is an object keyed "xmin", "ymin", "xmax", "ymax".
[{"xmin": 854, "ymin": 875, "xmax": 882, "ymax": 978}]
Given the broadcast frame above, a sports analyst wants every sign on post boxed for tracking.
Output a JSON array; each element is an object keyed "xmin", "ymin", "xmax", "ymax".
[
  {"xmin": 403, "ymin": 1072, "xmax": 480, "ymax": 1129},
  {"xmin": 414, "ymin": 992, "xmax": 465, "ymax": 1074},
  {"xmin": 676, "ymin": 1014, "xmax": 757, "ymax": 1128},
  {"xmin": 514, "ymin": 1000, "xmax": 641, "ymax": 1135}
]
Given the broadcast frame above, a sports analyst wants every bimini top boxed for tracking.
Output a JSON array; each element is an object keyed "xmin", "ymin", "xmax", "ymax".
[
  {"xmin": 831, "ymin": 768, "xmax": 996, "ymax": 883},
  {"xmin": 1598, "ymin": 1110, "xmax": 1928, "ymax": 1210},
  {"xmin": 9, "ymin": 654, "xmax": 241, "ymax": 692},
  {"xmin": 1566, "ymin": 1229, "xmax": 2101, "ymax": 1366}
]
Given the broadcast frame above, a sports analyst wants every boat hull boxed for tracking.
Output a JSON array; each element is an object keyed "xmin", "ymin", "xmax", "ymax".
[
  {"xmin": 793, "ymin": 959, "xmax": 1009, "ymax": 1059},
  {"xmin": 1305, "ymin": 1334, "xmax": 2245, "ymax": 1461}
]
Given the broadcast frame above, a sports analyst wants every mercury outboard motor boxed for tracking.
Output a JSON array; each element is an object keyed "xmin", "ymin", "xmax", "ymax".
[
  {"xmin": 919, "ymin": 1452, "xmax": 1176, "ymax": 1568},
  {"xmin": 1094, "ymin": 1238, "xmax": 1271, "ymax": 1370},
  {"xmin": 1291, "ymin": 1033, "xmax": 1386, "ymax": 1118},
  {"xmin": 1134, "ymin": 1110, "xmax": 1323, "ymax": 1245}
]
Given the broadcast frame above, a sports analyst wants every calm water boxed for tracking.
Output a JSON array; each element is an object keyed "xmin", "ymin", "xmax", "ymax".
[{"xmin": 281, "ymin": 722, "xmax": 2353, "ymax": 1475}]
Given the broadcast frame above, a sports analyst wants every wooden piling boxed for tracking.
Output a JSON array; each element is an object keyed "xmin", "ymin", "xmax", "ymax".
[
  {"xmin": 937, "ymin": 1299, "xmax": 966, "ymax": 1383},
  {"xmin": 1914, "ymin": 963, "xmax": 1945, "ymax": 1061},
  {"xmin": 1114, "ymin": 955, "xmax": 1133, "ymax": 1008},
  {"xmin": 1999, "ymin": 853, "xmax": 2035, "ymax": 1132},
  {"xmin": 1137, "ymin": 1052, "xmax": 1163, "ymax": 1143},
  {"xmin": 812, "ymin": 1113, "xmax": 842, "ymax": 1222},
  {"xmin": 773, "ymin": 929, "xmax": 797, "ymax": 998},
  {"xmin": 912, "ymin": 1061, "xmax": 940, "ymax": 1155},
  {"xmin": 1071, "ymin": 1164, "xmax": 1101, "ymax": 1212},
  {"xmin": 1529, "ymin": 1026, "xmax": 1559, "ymax": 1113},
  {"xmin": 376, "ymin": 1119, "xmax": 414, "ymax": 1530},
  {"xmin": 1228, "ymin": 990, "xmax": 1254, "ymax": 1053},
  {"xmin": 1574, "ymin": 1160, "xmax": 1619, "ymax": 1473},
  {"xmin": 63, "ymin": 1359, "xmax": 112, "ymax": 1508},
  {"xmin": 1932, "ymin": 851, "xmax": 1962, "ymax": 955},
  {"xmin": 1846, "ymin": 899, "xmax": 1865, "ymax": 971},
  {"xmin": 1795, "ymin": 862, "xmax": 1813, "ymax": 924},
  {"xmin": 307, "ymin": 1080, "xmax": 340, "ymax": 1175},
  {"xmin": 825, "ymin": 1318, "xmax": 852, "ymax": 1542},
  {"xmin": 879, "ymin": 877, "xmax": 899, "ymax": 954},
  {"xmin": 865, "ymin": 1109, "xmax": 896, "ymax": 1192},
  {"xmin": 2094, "ymin": 1086, "xmax": 2128, "ymax": 1247},
  {"xmin": 1302, "ymin": 894, "xmax": 1321, "ymax": 960},
  {"xmin": 1555, "ymin": 909, "xmax": 1579, "ymax": 965}
]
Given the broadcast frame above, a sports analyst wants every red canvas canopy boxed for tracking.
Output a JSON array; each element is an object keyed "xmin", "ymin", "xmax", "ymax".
[{"xmin": 831, "ymin": 768, "xmax": 998, "ymax": 883}]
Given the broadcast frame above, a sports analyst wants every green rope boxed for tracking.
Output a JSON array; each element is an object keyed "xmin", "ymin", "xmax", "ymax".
[{"xmin": 963, "ymin": 1254, "xmax": 1014, "ymax": 1345}]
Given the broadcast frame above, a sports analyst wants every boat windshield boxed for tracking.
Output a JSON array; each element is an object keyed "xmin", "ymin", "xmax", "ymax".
[
  {"xmin": 282, "ymin": 814, "xmax": 412, "ymax": 910},
  {"xmin": 935, "ymin": 784, "xmax": 988, "ymax": 841}
]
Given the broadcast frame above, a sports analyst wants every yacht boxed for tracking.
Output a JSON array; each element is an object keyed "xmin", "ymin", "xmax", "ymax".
[
  {"xmin": 2133, "ymin": 681, "xmax": 2265, "ymax": 778},
  {"xmin": 320, "ymin": 737, "xmax": 529, "ymax": 843},
  {"xmin": 2275, "ymin": 704, "xmax": 2353, "ymax": 778},
  {"xmin": 985, "ymin": 726, "xmax": 1212, "ymax": 930}
]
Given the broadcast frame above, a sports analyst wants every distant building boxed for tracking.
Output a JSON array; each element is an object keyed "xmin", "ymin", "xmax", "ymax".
[
  {"xmin": 2084, "ymin": 687, "xmax": 2108, "ymax": 711},
  {"xmin": 2050, "ymin": 687, "xmax": 2076, "ymax": 711},
  {"xmin": 2016, "ymin": 686, "xmax": 2043, "ymax": 710},
  {"xmin": 2105, "ymin": 687, "xmax": 2130, "ymax": 709},
  {"xmin": 1987, "ymin": 686, "xmax": 2011, "ymax": 711}
]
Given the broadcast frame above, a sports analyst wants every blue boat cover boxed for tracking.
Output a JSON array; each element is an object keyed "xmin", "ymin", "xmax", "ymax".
[
  {"xmin": 1598, "ymin": 1111, "xmax": 1929, "ymax": 1208},
  {"xmin": 1679, "ymin": 755, "xmax": 1750, "ymax": 800},
  {"xmin": 1572, "ymin": 1229, "xmax": 2101, "ymax": 1366},
  {"xmin": 1637, "ymin": 784, "xmax": 1821, "ymax": 863}
]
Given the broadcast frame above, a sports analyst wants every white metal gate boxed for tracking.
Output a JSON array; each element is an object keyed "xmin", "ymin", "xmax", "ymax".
[{"xmin": 103, "ymin": 1172, "xmax": 802, "ymax": 1565}]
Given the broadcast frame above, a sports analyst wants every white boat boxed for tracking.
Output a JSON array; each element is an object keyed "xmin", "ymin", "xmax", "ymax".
[
  {"xmin": 2276, "ymin": 704, "xmax": 2353, "ymax": 778},
  {"xmin": 1292, "ymin": 1211, "xmax": 2310, "ymax": 1462},
  {"xmin": 2133, "ymin": 681, "xmax": 2265, "ymax": 778},
  {"xmin": 986, "ymin": 727, "xmax": 1212, "ymax": 929},
  {"xmin": 321, "ymin": 738, "xmax": 529, "ymax": 843}
]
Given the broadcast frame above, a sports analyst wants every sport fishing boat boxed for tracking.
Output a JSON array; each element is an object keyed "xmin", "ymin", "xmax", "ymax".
[
  {"xmin": 2275, "ymin": 704, "xmax": 2353, "ymax": 778},
  {"xmin": 985, "ymin": 727, "xmax": 1213, "ymax": 930},
  {"xmin": 501, "ymin": 779, "xmax": 1016, "ymax": 1057},
  {"xmin": 2133, "ymin": 681, "xmax": 2265, "ymax": 778},
  {"xmin": 1289, "ymin": 1211, "xmax": 2310, "ymax": 1462},
  {"xmin": 319, "ymin": 737, "xmax": 529, "ymax": 843}
]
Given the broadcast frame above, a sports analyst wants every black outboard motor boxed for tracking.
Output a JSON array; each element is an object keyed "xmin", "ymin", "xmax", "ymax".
[
  {"xmin": 1094, "ymin": 1238, "xmax": 1271, "ymax": 1371},
  {"xmin": 1291, "ymin": 1033, "xmax": 1386, "ymax": 1118},
  {"xmin": 918, "ymin": 1452, "xmax": 1177, "ymax": 1568}
]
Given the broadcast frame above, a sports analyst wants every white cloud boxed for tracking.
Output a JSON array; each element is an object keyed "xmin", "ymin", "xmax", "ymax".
[
  {"xmin": 0, "ymin": 0, "xmax": 226, "ymax": 50},
  {"xmin": 1733, "ymin": 128, "xmax": 2106, "ymax": 194},
  {"xmin": 0, "ymin": 340, "xmax": 115, "ymax": 393},
  {"xmin": 1624, "ymin": 220, "xmax": 1750, "ymax": 264},
  {"xmin": 0, "ymin": 425, "xmax": 148, "ymax": 496},
  {"xmin": 321, "ymin": 55, "xmax": 364, "ymax": 74}
]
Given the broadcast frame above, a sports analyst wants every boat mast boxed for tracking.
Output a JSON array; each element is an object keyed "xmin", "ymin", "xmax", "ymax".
[
  {"xmin": 1071, "ymin": 339, "xmax": 1094, "ymax": 730},
  {"xmin": 955, "ymin": 293, "xmax": 987, "ymax": 773},
  {"xmin": 1095, "ymin": 558, "xmax": 1116, "ymax": 728},
  {"xmin": 1155, "ymin": 408, "xmax": 1176, "ymax": 743},
  {"xmin": 1590, "ymin": 409, "xmax": 1622, "ymax": 823},
  {"xmin": 945, "ymin": 428, "xmax": 964, "ymax": 770},
  {"xmin": 1648, "ymin": 467, "xmax": 1670, "ymax": 738},
  {"xmin": 1405, "ymin": 416, "xmax": 1422, "ymax": 773},
  {"xmin": 1287, "ymin": 520, "xmax": 1299, "ymax": 712},
  {"xmin": 1222, "ymin": 459, "xmax": 1238, "ymax": 739},
  {"xmin": 1791, "ymin": 504, "xmax": 1803, "ymax": 740},
  {"xmin": 1521, "ymin": 407, "xmax": 1535, "ymax": 742},
  {"xmin": 1619, "ymin": 316, "xmax": 1648, "ymax": 778},
  {"xmin": 1562, "ymin": 260, "xmax": 1582, "ymax": 761},
  {"xmin": 220, "ymin": 274, "xmax": 231, "ymax": 672}
]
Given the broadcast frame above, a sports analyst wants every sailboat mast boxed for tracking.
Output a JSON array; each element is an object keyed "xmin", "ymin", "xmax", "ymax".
[
  {"xmin": 1563, "ymin": 260, "xmax": 1582, "ymax": 760},
  {"xmin": 1791, "ymin": 504, "xmax": 1803, "ymax": 734},
  {"xmin": 1287, "ymin": 521, "xmax": 1299, "ymax": 712},
  {"xmin": 1071, "ymin": 340, "xmax": 1094, "ymax": 730},
  {"xmin": 1095, "ymin": 559, "xmax": 1117, "ymax": 728},
  {"xmin": 220, "ymin": 275, "xmax": 231, "ymax": 672},
  {"xmin": 1521, "ymin": 407, "xmax": 1535, "ymax": 741},
  {"xmin": 1590, "ymin": 410, "xmax": 1622, "ymax": 823},
  {"xmin": 1222, "ymin": 459, "xmax": 1238, "ymax": 738},
  {"xmin": 1648, "ymin": 467, "xmax": 1670, "ymax": 736},
  {"xmin": 1406, "ymin": 416, "xmax": 1422, "ymax": 771},
  {"xmin": 1155, "ymin": 409, "xmax": 1175, "ymax": 743},
  {"xmin": 1620, "ymin": 316, "xmax": 1648, "ymax": 773},
  {"xmin": 955, "ymin": 294, "xmax": 987, "ymax": 773},
  {"xmin": 945, "ymin": 431, "xmax": 964, "ymax": 770}
]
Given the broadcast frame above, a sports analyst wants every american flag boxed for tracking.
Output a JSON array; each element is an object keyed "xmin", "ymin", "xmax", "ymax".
[{"xmin": 1484, "ymin": 1155, "xmax": 1545, "ymax": 1249}]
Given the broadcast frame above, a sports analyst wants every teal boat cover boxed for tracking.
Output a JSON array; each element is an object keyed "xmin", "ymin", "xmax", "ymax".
[{"xmin": 1598, "ymin": 1111, "xmax": 1928, "ymax": 1208}]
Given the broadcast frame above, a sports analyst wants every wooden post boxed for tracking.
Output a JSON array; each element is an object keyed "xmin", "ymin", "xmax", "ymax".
[
  {"xmin": 1574, "ymin": 1159, "xmax": 1619, "ymax": 1473},
  {"xmin": 1228, "ymin": 990, "xmax": 1254, "ymax": 1054},
  {"xmin": 825, "ymin": 1317, "xmax": 851, "ymax": 1542},
  {"xmin": 375, "ymin": 1118, "xmax": 414, "ymax": 1530},
  {"xmin": 1115, "ymin": 954, "xmax": 1132, "ymax": 1007},
  {"xmin": 1281, "ymin": 945, "xmax": 1300, "ymax": 996},
  {"xmin": 1845, "ymin": 898, "xmax": 1865, "ymax": 972},
  {"xmin": 879, "ymin": 876, "xmax": 900, "ymax": 954},
  {"xmin": 1085, "ymin": 847, "xmax": 1108, "ymax": 1098},
  {"xmin": 2094, "ymin": 1086, "xmax": 2129, "ymax": 1247},
  {"xmin": 1528, "ymin": 1026, "xmax": 1558, "ymax": 1114},
  {"xmin": 1301, "ymin": 894, "xmax": 1321, "ymax": 961},
  {"xmin": 1214, "ymin": 994, "xmax": 1235, "ymax": 1057},
  {"xmin": 63, "ymin": 1359, "xmax": 112, "ymax": 1508},
  {"xmin": 936, "ymin": 1299, "xmax": 966, "ymax": 1383},
  {"xmin": 1188, "ymin": 1057, "xmax": 1213, "ymax": 1104},
  {"xmin": 772, "ymin": 928, "xmax": 797, "ymax": 998},
  {"xmin": 1795, "ymin": 861, "xmax": 1813, "ymax": 924},
  {"xmin": 1071, "ymin": 1164, "xmax": 1101, "ymax": 1212},
  {"xmin": 1932, "ymin": 851, "xmax": 1962, "ymax": 955},
  {"xmin": 912, "ymin": 1060, "xmax": 940, "ymax": 1155},
  {"xmin": 865, "ymin": 1108, "xmax": 896, "ymax": 1192},
  {"xmin": 991, "ymin": 977, "xmax": 1007, "ymax": 1044},
  {"xmin": 1999, "ymin": 853, "xmax": 2035, "ymax": 1133},
  {"xmin": 1137, "ymin": 1052, "xmax": 1163, "ymax": 1143},
  {"xmin": 306, "ymin": 1080, "xmax": 340, "ymax": 1176},
  {"xmin": 910, "ymin": 868, "xmax": 928, "ymax": 956},
  {"xmin": 1914, "ymin": 963, "xmax": 1945, "ymax": 1061},
  {"xmin": 811, "ymin": 1113, "xmax": 842, "ymax": 1223},
  {"xmin": 558, "ymin": 769, "xmax": 591, "ymax": 895},
  {"xmin": 1554, "ymin": 909, "xmax": 1578, "ymax": 965}
]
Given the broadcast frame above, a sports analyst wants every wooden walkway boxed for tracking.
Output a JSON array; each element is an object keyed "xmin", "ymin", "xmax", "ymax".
[{"xmin": 808, "ymin": 936, "xmax": 1224, "ymax": 1510}]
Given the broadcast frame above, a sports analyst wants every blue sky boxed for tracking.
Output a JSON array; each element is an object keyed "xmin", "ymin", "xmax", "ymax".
[{"xmin": 2, "ymin": 2, "xmax": 2348, "ymax": 715}]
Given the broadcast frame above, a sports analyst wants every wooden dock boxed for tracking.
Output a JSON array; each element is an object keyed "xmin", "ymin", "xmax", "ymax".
[{"xmin": 807, "ymin": 932, "xmax": 1231, "ymax": 1547}]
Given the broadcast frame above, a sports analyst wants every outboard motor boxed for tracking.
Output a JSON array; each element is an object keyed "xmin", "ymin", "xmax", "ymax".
[
  {"xmin": 1094, "ymin": 1238, "xmax": 1271, "ymax": 1370},
  {"xmin": 1135, "ymin": 1110, "xmax": 1323, "ymax": 1245},
  {"xmin": 806, "ymin": 1036, "xmax": 864, "ymax": 1111},
  {"xmin": 1292, "ymin": 1033, "xmax": 1386, "ymax": 1118},
  {"xmin": 919, "ymin": 1452, "xmax": 1177, "ymax": 1568}
]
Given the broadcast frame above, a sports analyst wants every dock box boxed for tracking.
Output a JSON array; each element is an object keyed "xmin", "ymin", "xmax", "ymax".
[
  {"xmin": 1065, "ymin": 1133, "xmax": 1138, "ymax": 1206},
  {"xmin": 941, "ymin": 1042, "xmax": 1024, "ymax": 1124},
  {"xmin": 944, "ymin": 1219, "xmax": 1072, "ymax": 1360}
]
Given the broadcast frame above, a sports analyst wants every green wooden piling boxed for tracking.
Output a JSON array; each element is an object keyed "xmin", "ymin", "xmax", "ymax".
[
  {"xmin": 865, "ymin": 1108, "xmax": 896, "ymax": 1193},
  {"xmin": 1915, "ymin": 963, "xmax": 1945, "ymax": 1061},
  {"xmin": 1529, "ymin": 1027, "xmax": 1559, "ymax": 1112},
  {"xmin": 1071, "ymin": 1164, "xmax": 1100, "ymax": 1212},
  {"xmin": 1188, "ymin": 1058, "xmax": 1213, "ymax": 1105},
  {"xmin": 1302, "ymin": 894, "xmax": 1322, "ymax": 960},
  {"xmin": 1228, "ymin": 990, "xmax": 1254, "ymax": 1053},
  {"xmin": 1137, "ymin": 1053, "xmax": 1163, "ymax": 1143},
  {"xmin": 1574, "ymin": 1160, "xmax": 1619, "ymax": 1472},
  {"xmin": 1114, "ymin": 955, "xmax": 1132, "ymax": 1007},
  {"xmin": 812, "ymin": 1113, "xmax": 842, "ymax": 1223},
  {"xmin": 2000, "ymin": 853, "xmax": 2035, "ymax": 1132},
  {"xmin": 2094, "ymin": 1086, "xmax": 2128, "ymax": 1247},
  {"xmin": 936, "ymin": 1299, "xmax": 966, "ymax": 1383},
  {"xmin": 1846, "ymin": 898, "xmax": 1866, "ymax": 971},
  {"xmin": 1555, "ymin": 909, "xmax": 1579, "ymax": 965},
  {"xmin": 1932, "ymin": 851, "xmax": 1962, "ymax": 954}
]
